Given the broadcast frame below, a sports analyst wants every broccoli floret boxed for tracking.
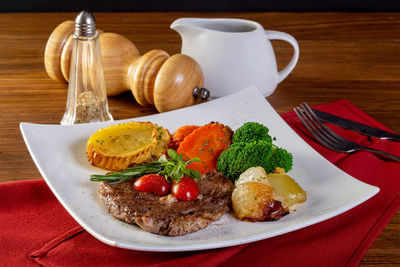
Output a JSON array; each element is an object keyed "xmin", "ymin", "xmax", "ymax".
[
  {"xmin": 218, "ymin": 122, "xmax": 293, "ymax": 182},
  {"xmin": 217, "ymin": 141, "xmax": 273, "ymax": 182},
  {"xmin": 217, "ymin": 141, "xmax": 293, "ymax": 182},
  {"xmin": 263, "ymin": 146, "xmax": 293, "ymax": 173},
  {"xmin": 232, "ymin": 122, "xmax": 273, "ymax": 144}
]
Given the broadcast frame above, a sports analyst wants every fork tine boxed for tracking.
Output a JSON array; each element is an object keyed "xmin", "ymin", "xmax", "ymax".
[
  {"xmin": 303, "ymin": 102, "xmax": 343, "ymax": 142},
  {"xmin": 299, "ymin": 104, "xmax": 338, "ymax": 144},
  {"xmin": 301, "ymin": 103, "xmax": 342, "ymax": 143},
  {"xmin": 294, "ymin": 107, "xmax": 335, "ymax": 150},
  {"xmin": 296, "ymin": 105, "xmax": 338, "ymax": 147}
]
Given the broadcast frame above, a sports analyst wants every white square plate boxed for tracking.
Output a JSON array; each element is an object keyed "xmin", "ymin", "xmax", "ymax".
[{"xmin": 20, "ymin": 85, "xmax": 379, "ymax": 252}]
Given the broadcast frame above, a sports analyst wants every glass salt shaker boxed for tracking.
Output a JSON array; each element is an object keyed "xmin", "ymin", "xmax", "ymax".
[{"xmin": 61, "ymin": 11, "xmax": 113, "ymax": 125}]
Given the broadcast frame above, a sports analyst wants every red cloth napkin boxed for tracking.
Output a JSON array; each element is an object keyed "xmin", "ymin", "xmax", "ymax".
[{"xmin": 1, "ymin": 100, "xmax": 399, "ymax": 266}]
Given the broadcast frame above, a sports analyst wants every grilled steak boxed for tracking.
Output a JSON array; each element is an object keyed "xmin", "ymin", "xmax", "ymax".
[{"xmin": 99, "ymin": 171, "xmax": 234, "ymax": 236}]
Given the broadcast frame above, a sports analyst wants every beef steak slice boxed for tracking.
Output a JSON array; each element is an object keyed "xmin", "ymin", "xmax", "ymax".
[{"xmin": 99, "ymin": 171, "xmax": 234, "ymax": 236}]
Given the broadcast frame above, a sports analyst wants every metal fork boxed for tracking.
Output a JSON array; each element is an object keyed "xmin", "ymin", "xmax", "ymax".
[{"xmin": 294, "ymin": 103, "xmax": 400, "ymax": 162}]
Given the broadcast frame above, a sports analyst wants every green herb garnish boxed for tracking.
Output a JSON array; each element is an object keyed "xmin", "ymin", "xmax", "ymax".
[{"xmin": 90, "ymin": 149, "xmax": 201, "ymax": 184}]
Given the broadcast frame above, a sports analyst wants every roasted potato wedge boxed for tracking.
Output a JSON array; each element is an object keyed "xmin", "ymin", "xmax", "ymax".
[{"xmin": 267, "ymin": 173, "xmax": 307, "ymax": 208}]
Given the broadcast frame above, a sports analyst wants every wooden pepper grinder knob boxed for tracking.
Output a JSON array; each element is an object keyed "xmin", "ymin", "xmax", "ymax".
[{"xmin": 44, "ymin": 20, "xmax": 210, "ymax": 112}]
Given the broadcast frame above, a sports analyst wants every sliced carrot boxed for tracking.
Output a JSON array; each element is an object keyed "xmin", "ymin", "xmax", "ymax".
[
  {"xmin": 170, "ymin": 125, "xmax": 199, "ymax": 150},
  {"xmin": 177, "ymin": 122, "xmax": 233, "ymax": 174}
]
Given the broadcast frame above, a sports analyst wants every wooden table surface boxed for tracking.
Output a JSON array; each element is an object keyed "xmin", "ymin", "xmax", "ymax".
[{"xmin": 0, "ymin": 12, "xmax": 399, "ymax": 265}]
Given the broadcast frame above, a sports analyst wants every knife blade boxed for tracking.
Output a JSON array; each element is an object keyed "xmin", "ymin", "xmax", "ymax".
[{"xmin": 312, "ymin": 108, "xmax": 400, "ymax": 142}]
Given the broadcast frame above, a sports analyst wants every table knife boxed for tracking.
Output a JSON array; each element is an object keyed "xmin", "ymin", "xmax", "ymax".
[{"xmin": 312, "ymin": 109, "xmax": 400, "ymax": 142}]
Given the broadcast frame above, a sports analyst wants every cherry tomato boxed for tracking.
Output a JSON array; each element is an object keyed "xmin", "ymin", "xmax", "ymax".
[
  {"xmin": 134, "ymin": 174, "xmax": 170, "ymax": 195},
  {"xmin": 171, "ymin": 177, "xmax": 199, "ymax": 201}
]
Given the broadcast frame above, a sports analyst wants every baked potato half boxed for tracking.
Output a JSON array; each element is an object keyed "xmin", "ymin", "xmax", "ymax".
[{"xmin": 232, "ymin": 181, "xmax": 288, "ymax": 222}]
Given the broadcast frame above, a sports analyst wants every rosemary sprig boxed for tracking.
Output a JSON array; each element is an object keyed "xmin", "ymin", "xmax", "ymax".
[{"xmin": 90, "ymin": 149, "xmax": 202, "ymax": 184}]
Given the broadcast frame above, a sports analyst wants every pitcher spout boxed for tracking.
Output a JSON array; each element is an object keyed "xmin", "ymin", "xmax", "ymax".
[{"xmin": 170, "ymin": 18, "xmax": 205, "ymax": 40}]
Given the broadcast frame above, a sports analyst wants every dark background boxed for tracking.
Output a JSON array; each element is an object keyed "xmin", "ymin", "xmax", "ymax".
[{"xmin": 1, "ymin": 0, "xmax": 400, "ymax": 12}]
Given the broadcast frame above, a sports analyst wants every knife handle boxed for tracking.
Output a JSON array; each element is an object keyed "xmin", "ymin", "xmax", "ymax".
[
  {"xmin": 311, "ymin": 108, "xmax": 400, "ymax": 142},
  {"xmin": 384, "ymin": 136, "xmax": 400, "ymax": 142},
  {"xmin": 360, "ymin": 147, "xmax": 400, "ymax": 162}
]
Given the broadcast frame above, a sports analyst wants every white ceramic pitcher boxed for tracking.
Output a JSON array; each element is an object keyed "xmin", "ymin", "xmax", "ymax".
[{"xmin": 171, "ymin": 18, "xmax": 299, "ymax": 97}]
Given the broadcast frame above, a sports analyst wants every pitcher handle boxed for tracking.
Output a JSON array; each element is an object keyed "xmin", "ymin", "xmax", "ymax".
[{"xmin": 264, "ymin": 30, "xmax": 299, "ymax": 83}]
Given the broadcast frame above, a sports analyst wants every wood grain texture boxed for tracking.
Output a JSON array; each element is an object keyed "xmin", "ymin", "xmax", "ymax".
[
  {"xmin": 154, "ymin": 54, "xmax": 203, "ymax": 112},
  {"xmin": 0, "ymin": 12, "xmax": 399, "ymax": 265},
  {"xmin": 132, "ymin": 49, "xmax": 169, "ymax": 106},
  {"xmin": 44, "ymin": 20, "xmax": 74, "ymax": 81}
]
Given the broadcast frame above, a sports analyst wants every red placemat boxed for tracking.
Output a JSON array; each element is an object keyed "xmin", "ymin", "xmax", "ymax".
[{"xmin": 1, "ymin": 100, "xmax": 399, "ymax": 266}]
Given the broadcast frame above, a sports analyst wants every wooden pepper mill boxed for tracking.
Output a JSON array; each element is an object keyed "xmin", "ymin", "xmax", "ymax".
[{"xmin": 44, "ymin": 20, "xmax": 210, "ymax": 112}]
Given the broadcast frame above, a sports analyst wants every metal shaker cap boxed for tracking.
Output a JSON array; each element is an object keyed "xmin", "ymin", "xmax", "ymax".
[{"xmin": 74, "ymin": 11, "xmax": 96, "ymax": 37}]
